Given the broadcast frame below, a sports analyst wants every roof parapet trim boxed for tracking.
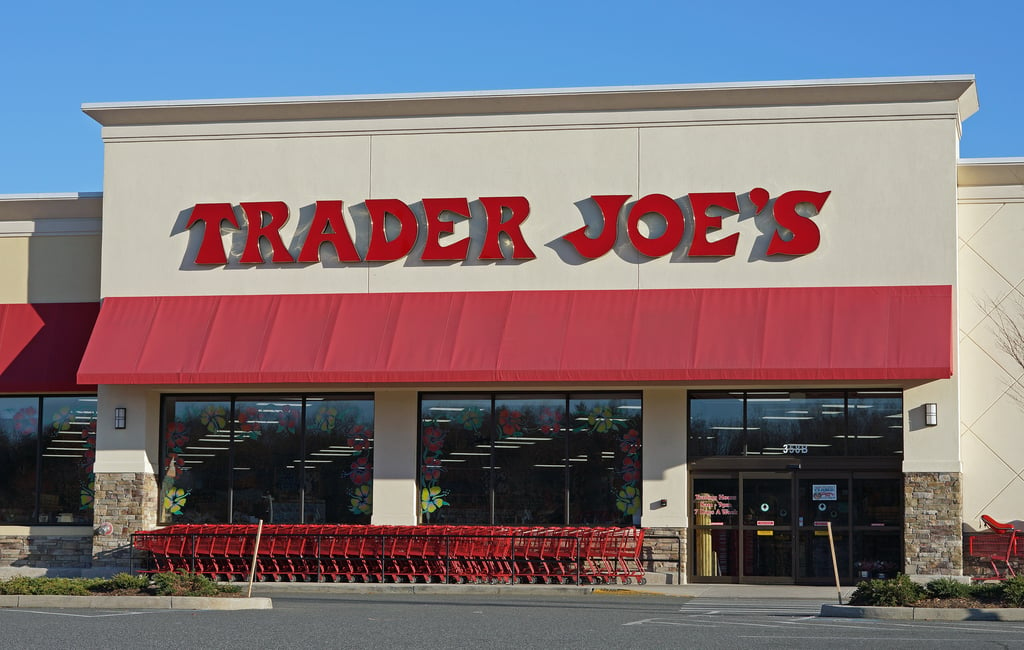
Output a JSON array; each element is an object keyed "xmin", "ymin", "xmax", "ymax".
[{"xmin": 82, "ymin": 75, "xmax": 979, "ymax": 127}]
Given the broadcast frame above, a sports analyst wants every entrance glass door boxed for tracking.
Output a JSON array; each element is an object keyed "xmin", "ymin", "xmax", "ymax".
[
  {"xmin": 796, "ymin": 477, "xmax": 850, "ymax": 582},
  {"xmin": 741, "ymin": 474, "xmax": 793, "ymax": 580}
]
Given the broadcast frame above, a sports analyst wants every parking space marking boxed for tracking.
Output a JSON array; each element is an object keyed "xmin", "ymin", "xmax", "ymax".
[{"xmin": 3, "ymin": 609, "xmax": 167, "ymax": 618}]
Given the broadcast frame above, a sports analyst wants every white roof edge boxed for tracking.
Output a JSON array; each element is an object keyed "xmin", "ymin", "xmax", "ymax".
[
  {"xmin": 81, "ymin": 75, "xmax": 977, "ymax": 111},
  {"xmin": 959, "ymin": 157, "xmax": 1024, "ymax": 165},
  {"xmin": 0, "ymin": 192, "xmax": 102, "ymax": 200}
]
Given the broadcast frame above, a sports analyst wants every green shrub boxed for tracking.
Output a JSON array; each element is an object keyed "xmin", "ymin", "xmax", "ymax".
[
  {"xmin": 0, "ymin": 576, "xmax": 92, "ymax": 596},
  {"xmin": 1001, "ymin": 576, "xmax": 1024, "ymax": 607},
  {"xmin": 149, "ymin": 571, "xmax": 238, "ymax": 596},
  {"xmin": 109, "ymin": 572, "xmax": 149, "ymax": 591},
  {"xmin": 971, "ymin": 580, "xmax": 1006, "ymax": 604},
  {"xmin": 926, "ymin": 577, "xmax": 971, "ymax": 600},
  {"xmin": 848, "ymin": 574, "xmax": 925, "ymax": 606}
]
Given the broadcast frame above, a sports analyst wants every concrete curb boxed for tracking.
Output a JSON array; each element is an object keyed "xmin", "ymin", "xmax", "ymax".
[
  {"xmin": 0, "ymin": 595, "xmax": 272, "ymax": 610},
  {"xmin": 821, "ymin": 604, "xmax": 1024, "ymax": 621}
]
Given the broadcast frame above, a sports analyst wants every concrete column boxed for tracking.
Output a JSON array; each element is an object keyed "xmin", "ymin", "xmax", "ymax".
[
  {"xmin": 640, "ymin": 388, "xmax": 688, "ymax": 529},
  {"xmin": 371, "ymin": 390, "xmax": 418, "ymax": 525}
]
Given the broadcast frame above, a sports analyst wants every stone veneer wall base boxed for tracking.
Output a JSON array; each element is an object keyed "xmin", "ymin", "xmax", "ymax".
[
  {"xmin": 91, "ymin": 472, "xmax": 159, "ymax": 569},
  {"xmin": 904, "ymin": 472, "xmax": 962, "ymax": 577}
]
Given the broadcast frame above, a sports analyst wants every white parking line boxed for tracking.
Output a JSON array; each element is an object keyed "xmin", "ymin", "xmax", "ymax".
[{"xmin": 4, "ymin": 609, "xmax": 163, "ymax": 618}]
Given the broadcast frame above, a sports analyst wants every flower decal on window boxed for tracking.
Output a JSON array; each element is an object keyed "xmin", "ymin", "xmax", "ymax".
[
  {"xmin": 620, "ymin": 429, "xmax": 640, "ymax": 455},
  {"xmin": 163, "ymin": 487, "xmax": 190, "ymax": 516},
  {"xmin": 459, "ymin": 408, "xmax": 484, "ymax": 432},
  {"xmin": 421, "ymin": 486, "xmax": 449, "ymax": 514},
  {"xmin": 421, "ymin": 426, "xmax": 446, "ymax": 453},
  {"xmin": 347, "ymin": 425, "xmax": 372, "ymax": 452},
  {"xmin": 312, "ymin": 406, "xmax": 339, "ymax": 432},
  {"xmin": 349, "ymin": 484, "xmax": 372, "ymax": 515},
  {"xmin": 616, "ymin": 485, "xmax": 639, "ymax": 516},
  {"xmin": 51, "ymin": 406, "xmax": 72, "ymax": 432},
  {"xmin": 80, "ymin": 474, "xmax": 95, "ymax": 510},
  {"xmin": 199, "ymin": 405, "xmax": 227, "ymax": 433},
  {"xmin": 278, "ymin": 405, "xmax": 300, "ymax": 433},
  {"xmin": 347, "ymin": 456, "xmax": 372, "ymax": 486},
  {"xmin": 537, "ymin": 407, "xmax": 564, "ymax": 435},
  {"xmin": 421, "ymin": 456, "xmax": 444, "ymax": 482},
  {"xmin": 587, "ymin": 406, "xmax": 616, "ymax": 433},
  {"xmin": 497, "ymin": 408, "xmax": 524, "ymax": 438},
  {"xmin": 13, "ymin": 407, "xmax": 36, "ymax": 436},
  {"xmin": 621, "ymin": 456, "xmax": 640, "ymax": 483},
  {"xmin": 236, "ymin": 406, "xmax": 262, "ymax": 440}
]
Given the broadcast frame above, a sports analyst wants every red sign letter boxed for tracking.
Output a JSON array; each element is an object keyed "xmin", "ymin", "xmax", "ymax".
[
  {"xmin": 766, "ymin": 190, "xmax": 830, "ymax": 256},
  {"xmin": 365, "ymin": 199, "xmax": 419, "ymax": 262},
  {"xmin": 422, "ymin": 198, "xmax": 472, "ymax": 261},
  {"xmin": 186, "ymin": 203, "xmax": 240, "ymax": 265},
  {"xmin": 688, "ymin": 192, "xmax": 739, "ymax": 257},
  {"xmin": 479, "ymin": 196, "xmax": 535, "ymax": 260},
  {"xmin": 240, "ymin": 202, "xmax": 295, "ymax": 263},
  {"xmin": 626, "ymin": 194, "xmax": 685, "ymax": 258},
  {"xmin": 561, "ymin": 195, "xmax": 629, "ymax": 259},
  {"xmin": 298, "ymin": 201, "xmax": 361, "ymax": 263}
]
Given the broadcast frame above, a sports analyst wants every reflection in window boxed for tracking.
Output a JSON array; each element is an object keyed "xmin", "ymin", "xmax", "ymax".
[
  {"xmin": 0, "ymin": 396, "xmax": 97, "ymax": 525},
  {"xmin": 688, "ymin": 390, "xmax": 903, "ymax": 458},
  {"xmin": 160, "ymin": 395, "xmax": 373, "ymax": 525},
  {"xmin": 419, "ymin": 393, "xmax": 642, "ymax": 527}
]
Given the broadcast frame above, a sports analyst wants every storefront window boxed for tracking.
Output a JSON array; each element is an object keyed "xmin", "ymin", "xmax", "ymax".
[
  {"xmin": 160, "ymin": 394, "xmax": 372, "ymax": 525},
  {"xmin": 0, "ymin": 396, "xmax": 97, "ymax": 525},
  {"xmin": 847, "ymin": 391, "xmax": 903, "ymax": 456},
  {"xmin": 688, "ymin": 390, "xmax": 903, "ymax": 458},
  {"xmin": 419, "ymin": 392, "xmax": 642, "ymax": 526}
]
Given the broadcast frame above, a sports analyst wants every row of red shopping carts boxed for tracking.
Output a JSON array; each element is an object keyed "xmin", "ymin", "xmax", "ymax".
[{"xmin": 131, "ymin": 525, "xmax": 646, "ymax": 585}]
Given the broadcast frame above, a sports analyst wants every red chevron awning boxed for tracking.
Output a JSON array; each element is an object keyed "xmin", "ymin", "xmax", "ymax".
[{"xmin": 77, "ymin": 286, "xmax": 952, "ymax": 385}]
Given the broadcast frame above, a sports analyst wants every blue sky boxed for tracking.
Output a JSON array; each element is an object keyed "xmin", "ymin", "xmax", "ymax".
[{"xmin": 1, "ymin": 0, "xmax": 1020, "ymax": 194}]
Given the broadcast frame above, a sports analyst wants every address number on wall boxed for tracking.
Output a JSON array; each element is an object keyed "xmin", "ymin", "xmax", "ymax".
[{"xmin": 782, "ymin": 444, "xmax": 808, "ymax": 454}]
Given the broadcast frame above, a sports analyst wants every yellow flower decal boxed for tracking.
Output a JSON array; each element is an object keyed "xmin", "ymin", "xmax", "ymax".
[
  {"xmin": 51, "ymin": 406, "xmax": 72, "ymax": 431},
  {"xmin": 420, "ymin": 486, "xmax": 449, "ymax": 514},
  {"xmin": 349, "ymin": 484, "xmax": 372, "ymax": 515},
  {"xmin": 616, "ymin": 485, "xmax": 639, "ymax": 516},
  {"xmin": 163, "ymin": 487, "xmax": 189, "ymax": 516},
  {"xmin": 314, "ymin": 406, "xmax": 338, "ymax": 432},
  {"xmin": 199, "ymin": 405, "xmax": 227, "ymax": 433},
  {"xmin": 588, "ymin": 406, "xmax": 616, "ymax": 433}
]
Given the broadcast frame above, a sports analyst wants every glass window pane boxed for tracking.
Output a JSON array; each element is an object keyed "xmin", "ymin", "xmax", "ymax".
[
  {"xmin": 39, "ymin": 397, "xmax": 97, "ymax": 524},
  {"xmin": 0, "ymin": 397, "xmax": 39, "ymax": 523},
  {"xmin": 232, "ymin": 398, "xmax": 302, "ymax": 524},
  {"xmin": 748, "ymin": 391, "xmax": 845, "ymax": 457},
  {"xmin": 688, "ymin": 392, "xmax": 745, "ymax": 457},
  {"xmin": 493, "ymin": 395, "xmax": 567, "ymax": 525},
  {"xmin": 304, "ymin": 397, "xmax": 374, "ymax": 524},
  {"xmin": 693, "ymin": 478, "xmax": 739, "ymax": 527},
  {"xmin": 160, "ymin": 397, "xmax": 231, "ymax": 524},
  {"xmin": 848, "ymin": 391, "xmax": 903, "ymax": 456},
  {"xmin": 853, "ymin": 478, "xmax": 902, "ymax": 526},
  {"xmin": 853, "ymin": 532, "xmax": 901, "ymax": 580},
  {"xmin": 420, "ymin": 396, "xmax": 491, "ymax": 524},
  {"xmin": 568, "ymin": 395, "xmax": 641, "ymax": 526}
]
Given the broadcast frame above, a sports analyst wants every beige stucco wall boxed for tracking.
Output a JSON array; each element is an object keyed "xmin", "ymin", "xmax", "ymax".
[
  {"xmin": 96, "ymin": 101, "xmax": 961, "ymax": 299},
  {"xmin": 0, "ymin": 195, "xmax": 102, "ymax": 304},
  {"xmin": 956, "ymin": 165, "xmax": 1024, "ymax": 529}
]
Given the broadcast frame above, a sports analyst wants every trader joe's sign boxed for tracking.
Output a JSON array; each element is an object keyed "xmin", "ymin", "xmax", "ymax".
[{"xmin": 184, "ymin": 188, "xmax": 830, "ymax": 265}]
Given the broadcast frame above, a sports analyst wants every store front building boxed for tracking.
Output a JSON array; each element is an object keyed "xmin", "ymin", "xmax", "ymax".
[{"xmin": 1, "ymin": 75, "xmax": 1022, "ymax": 584}]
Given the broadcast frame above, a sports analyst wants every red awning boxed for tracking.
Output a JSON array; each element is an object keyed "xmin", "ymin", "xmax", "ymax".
[
  {"xmin": 0, "ymin": 302, "xmax": 100, "ymax": 392},
  {"xmin": 77, "ymin": 286, "xmax": 952, "ymax": 385}
]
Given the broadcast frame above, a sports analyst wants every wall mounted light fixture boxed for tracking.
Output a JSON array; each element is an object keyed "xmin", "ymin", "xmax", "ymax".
[
  {"xmin": 925, "ymin": 403, "xmax": 938, "ymax": 427},
  {"xmin": 114, "ymin": 407, "xmax": 127, "ymax": 430}
]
